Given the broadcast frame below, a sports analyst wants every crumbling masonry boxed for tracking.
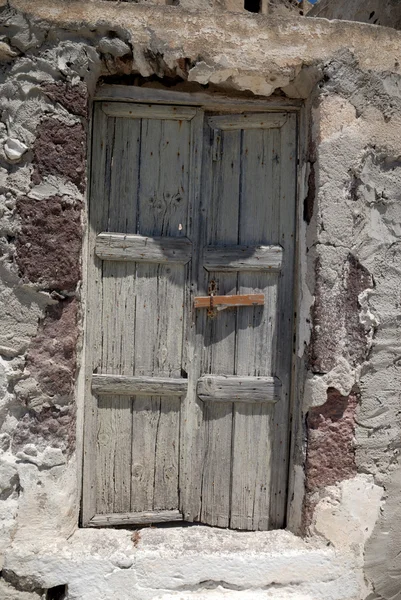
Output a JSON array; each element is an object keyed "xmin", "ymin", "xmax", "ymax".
[{"xmin": 0, "ymin": 1, "xmax": 400, "ymax": 599}]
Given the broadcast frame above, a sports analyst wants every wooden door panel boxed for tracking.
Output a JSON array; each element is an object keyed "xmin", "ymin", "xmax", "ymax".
[
  {"xmin": 199, "ymin": 127, "xmax": 241, "ymax": 527},
  {"xmin": 196, "ymin": 115, "xmax": 297, "ymax": 530},
  {"xmin": 203, "ymin": 244, "xmax": 283, "ymax": 272},
  {"xmin": 83, "ymin": 100, "xmax": 296, "ymax": 531},
  {"xmin": 197, "ymin": 375, "xmax": 281, "ymax": 403},
  {"xmin": 85, "ymin": 103, "xmax": 197, "ymax": 525}
]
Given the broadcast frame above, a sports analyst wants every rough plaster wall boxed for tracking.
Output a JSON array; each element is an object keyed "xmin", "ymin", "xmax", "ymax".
[
  {"xmin": 300, "ymin": 76, "xmax": 401, "ymax": 598},
  {"xmin": 0, "ymin": 2, "xmax": 399, "ymax": 599}
]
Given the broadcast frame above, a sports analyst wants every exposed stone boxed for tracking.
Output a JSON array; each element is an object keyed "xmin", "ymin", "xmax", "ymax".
[
  {"xmin": 0, "ymin": 579, "xmax": 41, "ymax": 600},
  {"xmin": 12, "ymin": 405, "xmax": 75, "ymax": 454},
  {"xmin": 42, "ymin": 82, "xmax": 88, "ymax": 118},
  {"xmin": 0, "ymin": 460, "xmax": 19, "ymax": 500},
  {"xmin": 23, "ymin": 299, "xmax": 79, "ymax": 403},
  {"xmin": 306, "ymin": 388, "xmax": 358, "ymax": 492},
  {"xmin": 32, "ymin": 119, "xmax": 86, "ymax": 192},
  {"xmin": 0, "ymin": 41, "xmax": 18, "ymax": 62},
  {"xmin": 0, "ymin": 432, "xmax": 11, "ymax": 451},
  {"xmin": 1, "ymin": 10, "xmax": 46, "ymax": 52},
  {"xmin": 309, "ymin": 253, "xmax": 373, "ymax": 374},
  {"xmin": 16, "ymin": 195, "xmax": 82, "ymax": 291},
  {"xmin": 16, "ymin": 445, "xmax": 65, "ymax": 469},
  {"xmin": 98, "ymin": 36, "xmax": 131, "ymax": 58},
  {"xmin": 4, "ymin": 138, "xmax": 28, "ymax": 162}
]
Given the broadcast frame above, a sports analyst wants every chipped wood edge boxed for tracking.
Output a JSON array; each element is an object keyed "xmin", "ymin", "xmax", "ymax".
[
  {"xmin": 197, "ymin": 375, "xmax": 281, "ymax": 404},
  {"xmin": 95, "ymin": 85, "xmax": 303, "ymax": 112},
  {"xmin": 92, "ymin": 374, "xmax": 188, "ymax": 396},
  {"xmin": 95, "ymin": 232, "xmax": 192, "ymax": 264},
  {"xmin": 89, "ymin": 509, "xmax": 183, "ymax": 527},
  {"xmin": 208, "ymin": 113, "xmax": 288, "ymax": 131},
  {"xmin": 203, "ymin": 244, "xmax": 283, "ymax": 272}
]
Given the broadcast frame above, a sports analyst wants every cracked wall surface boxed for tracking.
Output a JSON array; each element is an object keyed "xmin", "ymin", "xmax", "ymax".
[{"xmin": 0, "ymin": 1, "xmax": 399, "ymax": 599}]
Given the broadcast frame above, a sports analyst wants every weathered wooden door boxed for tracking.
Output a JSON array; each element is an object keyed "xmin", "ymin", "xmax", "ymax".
[{"xmin": 82, "ymin": 98, "xmax": 297, "ymax": 531}]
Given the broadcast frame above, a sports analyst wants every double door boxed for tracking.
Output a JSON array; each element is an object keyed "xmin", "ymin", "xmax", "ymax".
[{"xmin": 82, "ymin": 98, "xmax": 297, "ymax": 531}]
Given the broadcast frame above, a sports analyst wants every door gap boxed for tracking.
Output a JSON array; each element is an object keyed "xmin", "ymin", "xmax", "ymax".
[{"xmin": 244, "ymin": 0, "xmax": 261, "ymax": 13}]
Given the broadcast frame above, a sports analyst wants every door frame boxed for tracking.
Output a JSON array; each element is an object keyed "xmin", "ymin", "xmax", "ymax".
[{"xmin": 80, "ymin": 83, "xmax": 303, "ymax": 528}]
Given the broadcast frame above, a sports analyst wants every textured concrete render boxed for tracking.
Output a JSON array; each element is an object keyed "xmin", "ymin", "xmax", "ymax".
[{"xmin": 0, "ymin": 2, "xmax": 399, "ymax": 599}]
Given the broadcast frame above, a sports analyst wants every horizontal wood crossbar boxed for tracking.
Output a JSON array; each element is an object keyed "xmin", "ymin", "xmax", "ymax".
[
  {"xmin": 95, "ymin": 85, "xmax": 302, "ymax": 111},
  {"xmin": 208, "ymin": 113, "xmax": 287, "ymax": 131},
  {"xmin": 203, "ymin": 245, "xmax": 283, "ymax": 272},
  {"xmin": 89, "ymin": 509, "xmax": 183, "ymax": 527},
  {"xmin": 197, "ymin": 375, "xmax": 281, "ymax": 404},
  {"xmin": 95, "ymin": 233, "xmax": 192, "ymax": 264},
  {"xmin": 101, "ymin": 102, "xmax": 197, "ymax": 121},
  {"xmin": 194, "ymin": 293, "xmax": 264, "ymax": 309},
  {"xmin": 92, "ymin": 374, "xmax": 188, "ymax": 397}
]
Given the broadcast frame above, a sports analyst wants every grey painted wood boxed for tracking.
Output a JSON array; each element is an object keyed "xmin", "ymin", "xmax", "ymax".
[
  {"xmin": 102, "ymin": 102, "xmax": 197, "ymax": 121},
  {"xmin": 200, "ymin": 127, "xmax": 241, "ymax": 528},
  {"xmin": 95, "ymin": 85, "xmax": 302, "ymax": 110},
  {"xmin": 89, "ymin": 509, "xmax": 183, "ymax": 527},
  {"xmin": 84, "ymin": 97, "xmax": 297, "ymax": 532},
  {"xmin": 131, "ymin": 114, "xmax": 191, "ymax": 514},
  {"xmin": 203, "ymin": 245, "xmax": 283, "ymax": 272},
  {"xmin": 179, "ymin": 110, "xmax": 205, "ymax": 522},
  {"xmin": 95, "ymin": 116, "xmax": 141, "ymax": 515},
  {"xmin": 197, "ymin": 375, "xmax": 281, "ymax": 403},
  {"xmin": 269, "ymin": 113, "xmax": 297, "ymax": 528},
  {"xmin": 92, "ymin": 374, "xmax": 188, "ymax": 396},
  {"xmin": 82, "ymin": 103, "xmax": 111, "ymax": 525},
  {"xmin": 208, "ymin": 113, "xmax": 287, "ymax": 131},
  {"xmin": 230, "ymin": 126, "xmax": 280, "ymax": 530},
  {"xmin": 95, "ymin": 232, "xmax": 192, "ymax": 264}
]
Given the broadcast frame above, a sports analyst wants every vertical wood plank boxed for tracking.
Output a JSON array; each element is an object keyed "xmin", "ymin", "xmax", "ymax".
[
  {"xmin": 96, "ymin": 262, "xmax": 136, "ymax": 514},
  {"xmin": 200, "ymin": 128, "xmax": 241, "ymax": 528},
  {"xmin": 131, "ymin": 117, "xmax": 190, "ymax": 512},
  {"xmin": 231, "ymin": 128, "xmax": 278, "ymax": 530},
  {"xmin": 269, "ymin": 113, "xmax": 297, "ymax": 528},
  {"xmin": 180, "ymin": 110, "xmax": 205, "ymax": 521},
  {"xmin": 82, "ymin": 104, "xmax": 113, "ymax": 524},
  {"xmin": 94, "ymin": 116, "xmax": 140, "ymax": 515}
]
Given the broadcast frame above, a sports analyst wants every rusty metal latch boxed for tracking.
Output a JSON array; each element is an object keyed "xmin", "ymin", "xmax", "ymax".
[{"xmin": 195, "ymin": 280, "xmax": 264, "ymax": 317}]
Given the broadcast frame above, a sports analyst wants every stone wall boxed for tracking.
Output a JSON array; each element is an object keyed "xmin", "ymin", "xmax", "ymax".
[{"xmin": 0, "ymin": 2, "xmax": 400, "ymax": 599}]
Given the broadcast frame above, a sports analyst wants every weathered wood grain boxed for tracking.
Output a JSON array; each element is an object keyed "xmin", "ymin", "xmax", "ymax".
[
  {"xmin": 208, "ymin": 113, "xmax": 287, "ymax": 131},
  {"xmin": 130, "ymin": 114, "xmax": 191, "ymax": 513},
  {"xmin": 92, "ymin": 374, "xmax": 188, "ymax": 396},
  {"xmin": 269, "ymin": 113, "xmax": 297, "ymax": 528},
  {"xmin": 94, "ymin": 115, "xmax": 141, "ymax": 515},
  {"xmin": 82, "ymin": 104, "xmax": 113, "ymax": 525},
  {"xmin": 197, "ymin": 375, "xmax": 281, "ymax": 403},
  {"xmin": 230, "ymin": 126, "xmax": 280, "ymax": 530},
  {"xmin": 95, "ymin": 233, "xmax": 192, "ymax": 264},
  {"xmin": 102, "ymin": 101, "xmax": 197, "ymax": 121},
  {"xmin": 203, "ymin": 244, "xmax": 283, "ymax": 272},
  {"xmin": 89, "ymin": 509, "xmax": 183, "ymax": 527},
  {"xmin": 199, "ymin": 127, "xmax": 241, "ymax": 528},
  {"xmin": 95, "ymin": 85, "xmax": 302, "ymax": 110},
  {"xmin": 84, "ymin": 98, "xmax": 297, "ymax": 532},
  {"xmin": 179, "ymin": 109, "xmax": 205, "ymax": 522}
]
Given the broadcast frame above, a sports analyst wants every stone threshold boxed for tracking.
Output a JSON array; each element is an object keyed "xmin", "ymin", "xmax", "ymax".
[{"xmin": 3, "ymin": 526, "xmax": 362, "ymax": 599}]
